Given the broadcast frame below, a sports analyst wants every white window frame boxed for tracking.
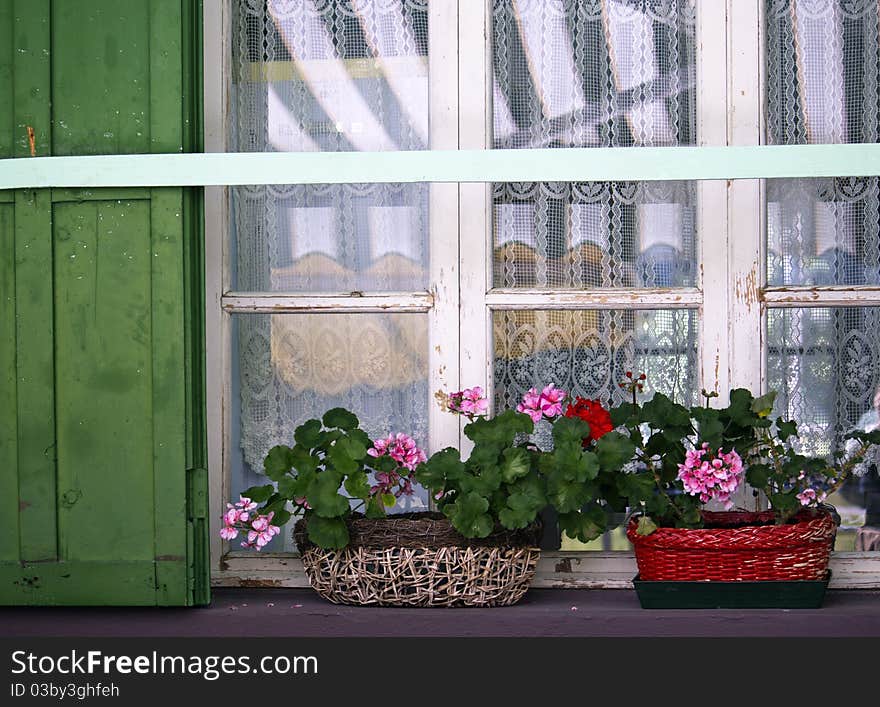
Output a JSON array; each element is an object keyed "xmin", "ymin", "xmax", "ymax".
[{"xmin": 205, "ymin": 0, "xmax": 880, "ymax": 589}]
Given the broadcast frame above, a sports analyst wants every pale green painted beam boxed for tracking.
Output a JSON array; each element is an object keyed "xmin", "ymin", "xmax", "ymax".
[{"xmin": 1, "ymin": 144, "xmax": 880, "ymax": 188}]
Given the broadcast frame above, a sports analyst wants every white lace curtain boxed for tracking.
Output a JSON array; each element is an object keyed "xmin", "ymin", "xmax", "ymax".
[
  {"xmin": 490, "ymin": 0, "xmax": 699, "ymax": 413},
  {"xmin": 765, "ymin": 0, "xmax": 880, "ymax": 453},
  {"xmin": 231, "ymin": 0, "xmax": 431, "ymax": 485}
]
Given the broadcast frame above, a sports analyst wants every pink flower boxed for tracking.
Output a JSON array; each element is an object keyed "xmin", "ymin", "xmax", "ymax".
[
  {"xmin": 220, "ymin": 526, "xmax": 238, "ymax": 541},
  {"xmin": 368, "ymin": 433, "xmax": 427, "ymax": 472},
  {"xmin": 796, "ymin": 488, "xmax": 827, "ymax": 507},
  {"xmin": 242, "ymin": 512, "xmax": 280, "ymax": 550},
  {"xmin": 448, "ymin": 386, "xmax": 489, "ymax": 419},
  {"xmin": 516, "ymin": 384, "xmax": 568, "ymax": 422},
  {"xmin": 539, "ymin": 384, "xmax": 566, "ymax": 418},
  {"xmin": 677, "ymin": 444, "xmax": 745, "ymax": 509}
]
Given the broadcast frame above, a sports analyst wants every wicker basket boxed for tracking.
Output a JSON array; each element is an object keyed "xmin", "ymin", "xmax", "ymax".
[
  {"xmin": 626, "ymin": 509, "xmax": 836, "ymax": 582},
  {"xmin": 294, "ymin": 512, "xmax": 541, "ymax": 607}
]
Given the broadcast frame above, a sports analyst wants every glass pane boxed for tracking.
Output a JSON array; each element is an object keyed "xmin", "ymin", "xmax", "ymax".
[
  {"xmin": 766, "ymin": 1, "xmax": 880, "ymax": 285},
  {"xmin": 768, "ymin": 307, "xmax": 880, "ymax": 551},
  {"xmin": 230, "ymin": 312, "xmax": 429, "ymax": 550},
  {"xmin": 491, "ymin": 0, "xmax": 698, "ymax": 289},
  {"xmin": 230, "ymin": 0, "xmax": 429, "ymax": 292},
  {"xmin": 767, "ymin": 177, "xmax": 880, "ymax": 286},
  {"xmin": 493, "ymin": 308, "xmax": 698, "ymax": 550}
]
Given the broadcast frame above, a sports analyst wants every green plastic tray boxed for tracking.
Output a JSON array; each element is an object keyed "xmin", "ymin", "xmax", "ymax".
[{"xmin": 632, "ymin": 571, "xmax": 831, "ymax": 609}]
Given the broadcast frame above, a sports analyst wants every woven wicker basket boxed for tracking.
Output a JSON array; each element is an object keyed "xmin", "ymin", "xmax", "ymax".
[
  {"xmin": 294, "ymin": 512, "xmax": 541, "ymax": 607},
  {"xmin": 626, "ymin": 509, "xmax": 836, "ymax": 582}
]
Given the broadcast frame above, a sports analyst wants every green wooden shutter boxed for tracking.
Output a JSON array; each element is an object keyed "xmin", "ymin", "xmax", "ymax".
[{"xmin": 0, "ymin": 0, "xmax": 208, "ymax": 606}]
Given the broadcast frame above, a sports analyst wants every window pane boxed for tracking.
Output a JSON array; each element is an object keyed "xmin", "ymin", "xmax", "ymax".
[
  {"xmin": 493, "ymin": 308, "xmax": 699, "ymax": 426},
  {"xmin": 230, "ymin": 312, "xmax": 430, "ymax": 550},
  {"xmin": 230, "ymin": 0, "xmax": 429, "ymax": 292},
  {"xmin": 493, "ymin": 308, "xmax": 698, "ymax": 551},
  {"xmin": 491, "ymin": 0, "xmax": 698, "ymax": 289},
  {"xmin": 768, "ymin": 307, "xmax": 880, "ymax": 551},
  {"xmin": 766, "ymin": 0, "xmax": 880, "ymax": 285}
]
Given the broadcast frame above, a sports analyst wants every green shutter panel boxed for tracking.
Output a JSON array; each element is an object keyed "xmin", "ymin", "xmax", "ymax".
[{"xmin": 0, "ymin": 0, "xmax": 208, "ymax": 606}]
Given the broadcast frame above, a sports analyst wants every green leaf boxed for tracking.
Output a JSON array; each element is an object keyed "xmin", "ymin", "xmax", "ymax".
[
  {"xmin": 558, "ymin": 504, "xmax": 606, "ymax": 543},
  {"xmin": 615, "ymin": 473, "xmax": 656, "ymax": 505},
  {"xmin": 364, "ymin": 496, "xmax": 386, "ymax": 519},
  {"xmin": 263, "ymin": 445, "xmax": 297, "ymax": 481},
  {"xmin": 641, "ymin": 393, "xmax": 691, "ymax": 438},
  {"xmin": 464, "ymin": 409, "xmax": 533, "ymax": 447},
  {"xmin": 327, "ymin": 436, "xmax": 366, "ymax": 476},
  {"xmin": 745, "ymin": 463, "xmax": 771, "ymax": 490},
  {"xmin": 335, "ymin": 434, "xmax": 368, "ymax": 461},
  {"xmin": 595, "ymin": 432, "xmax": 636, "ymax": 472},
  {"xmin": 241, "ymin": 484, "xmax": 274, "ymax": 504},
  {"xmin": 690, "ymin": 407, "xmax": 724, "ymax": 449},
  {"xmin": 306, "ymin": 472, "xmax": 349, "ymax": 518},
  {"xmin": 546, "ymin": 471, "xmax": 593, "ymax": 513},
  {"xmin": 271, "ymin": 508, "xmax": 292, "ymax": 528},
  {"xmin": 381, "ymin": 493, "xmax": 397, "ymax": 508},
  {"xmin": 277, "ymin": 474, "xmax": 306, "ymax": 500},
  {"xmin": 414, "ymin": 447, "xmax": 465, "ymax": 491},
  {"xmin": 636, "ymin": 516, "xmax": 658, "ymax": 536},
  {"xmin": 610, "ymin": 404, "xmax": 638, "ymax": 428},
  {"xmin": 551, "ymin": 415, "xmax": 591, "ymax": 447},
  {"xmin": 500, "ymin": 447, "xmax": 531, "ymax": 483},
  {"xmin": 775, "ymin": 417, "xmax": 798, "ymax": 441},
  {"xmin": 322, "ymin": 407, "xmax": 359, "ymax": 431},
  {"xmin": 506, "ymin": 474, "xmax": 546, "ymax": 513},
  {"xmin": 306, "ymin": 514, "xmax": 350, "ymax": 549},
  {"xmin": 293, "ymin": 419, "xmax": 323, "ymax": 448},
  {"xmin": 444, "ymin": 491, "xmax": 494, "ymax": 538},
  {"xmin": 343, "ymin": 471, "xmax": 371, "ymax": 500},
  {"xmin": 544, "ymin": 442, "xmax": 600, "ymax": 483},
  {"xmin": 499, "ymin": 506, "xmax": 536, "ymax": 530},
  {"xmin": 751, "ymin": 391, "xmax": 777, "ymax": 418},
  {"xmin": 458, "ymin": 464, "xmax": 503, "ymax": 496}
]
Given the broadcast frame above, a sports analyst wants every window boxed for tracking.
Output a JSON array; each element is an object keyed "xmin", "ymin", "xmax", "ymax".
[{"xmin": 206, "ymin": 0, "xmax": 880, "ymax": 586}]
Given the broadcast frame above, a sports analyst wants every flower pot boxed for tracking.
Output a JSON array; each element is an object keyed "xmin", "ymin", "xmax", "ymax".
[
  {"xmin": 626, "ymin": 509, "xmax": 836, "ymax": 582},
  {"xmin": 294, "ymin": 512, "xmax": 541, "ymax": 607}
]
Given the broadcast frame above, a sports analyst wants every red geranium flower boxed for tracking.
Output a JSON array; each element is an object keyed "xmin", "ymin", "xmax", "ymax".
[{"xmin": 564, "ymin": 397, "xmax": 613, "ymax": 446}]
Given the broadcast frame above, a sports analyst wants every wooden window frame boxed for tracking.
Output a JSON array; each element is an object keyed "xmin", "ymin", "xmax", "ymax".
[{"xmin": 199, "ymin": 0, "xmax": 880, "ymax": 589}]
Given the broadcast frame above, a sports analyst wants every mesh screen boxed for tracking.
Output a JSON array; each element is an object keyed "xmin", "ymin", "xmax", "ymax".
[
  {"xmin": 231, "ymin": 0, "xmax": 430, "ymax": 293},
  {"xmin": 491, "ymin": 0, "xmax": 697, "ymax": 289}
]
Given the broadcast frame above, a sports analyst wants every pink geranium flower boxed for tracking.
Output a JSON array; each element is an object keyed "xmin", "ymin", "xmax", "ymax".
[
  {"xmin": 448, "ymin": 386, "xmax": 489, "ymax": 419},
  {"xmin": 516, "ymin": 384, "xmax": 568, "ymax": 422},
  {"xmin": 676, "ymin": 443, "xmax": 745, "ymax": 509}
]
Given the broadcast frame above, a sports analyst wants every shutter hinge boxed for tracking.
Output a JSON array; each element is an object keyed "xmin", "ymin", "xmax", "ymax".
[{"xmin": 186, "ymin": 467, "xmax": 209, "ymax": 520}]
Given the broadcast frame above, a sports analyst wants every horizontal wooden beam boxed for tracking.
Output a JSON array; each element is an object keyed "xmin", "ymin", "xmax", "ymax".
[
  {"xmin": 763, "ymin": 286, "xmax": 880, "ymax": 307},
  {"xmin": 213, "ymin": 551, "xmax": 880, "ymax": 589},
  {"xmin": 222, "ymin": 292, "xmax": 434, "ymax": 313},
  {"xmin": 486, "ymin": 288, "xmax": 702, "ymax": 310},
  {"xmin": 3, "ymin": 144, "xmax": 880, "ymax": 189}
]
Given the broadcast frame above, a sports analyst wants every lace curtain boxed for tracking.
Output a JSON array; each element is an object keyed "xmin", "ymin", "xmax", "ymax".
[
  {"xmin": 766, "ymin": 0, "xmax": 880, "ymax": 450},
  {"xmin": 766, "ymin": 0, "xmax": 880, "ymax": 545},
  {"xmin": 231, "ymin": 0, "xmax": 430, "ymax": 509},
  {"xmin": 491, "ymin": 0, "xmax": 699, "ymax": 412}
]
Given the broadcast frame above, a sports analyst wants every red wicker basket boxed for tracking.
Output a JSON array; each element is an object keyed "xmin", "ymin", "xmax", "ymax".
[{"xmin": 626, "ymin": 509, "xmax": 836, "ymax": 582}]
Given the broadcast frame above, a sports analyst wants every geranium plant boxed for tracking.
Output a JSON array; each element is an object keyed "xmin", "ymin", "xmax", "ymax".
[
  {"xmin": 420, "ymin": 385, "xmax": 626, "ymax": 543},
  {"xmin": 606, "ymin": 377, "xmax": 880, "ymax": 534},
  {"xmin": 222, "ymin": 408, "xmax": 427, "ymax": 550}
]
